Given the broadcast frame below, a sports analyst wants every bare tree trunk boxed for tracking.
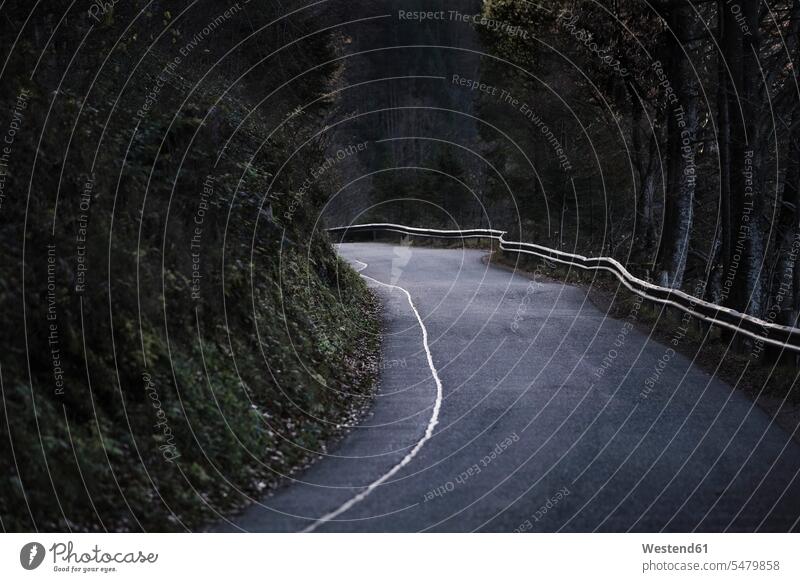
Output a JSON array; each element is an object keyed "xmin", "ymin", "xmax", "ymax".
[
  {"xmin": 629, "ymin": 86, "xmax": 658, "ymax": 260},
  {"xmin": 717, "ymin": 0, "xmax": 747, "ymax": 318},
  {"xmin": 710, "ymin": 0, "xmax": 733, "ymax": 303},
  {"xmin": 641, "ymin": 134, "xmax": 660, "ymax": 260},
  {"xmin": 737, "ymin": 1, "xmax": 767, "ymax": 317},
  {"xmin": 656, "ymin": 4, "xmax": 700, "ymax": 289},
  {"xmin": 763, "ymin": 103, "xmax": 799, "ymax": 361},
  {"xmin": 777, "ymin": 0, "xmax": 800, "ymax": 333}
]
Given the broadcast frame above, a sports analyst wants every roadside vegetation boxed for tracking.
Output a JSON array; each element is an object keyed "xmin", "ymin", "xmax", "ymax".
[{"xmin": 0, "ymin": 1, "xmax": 379, "ymax": 531}]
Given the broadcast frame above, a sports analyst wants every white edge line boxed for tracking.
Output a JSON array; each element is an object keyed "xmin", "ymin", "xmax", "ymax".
[{"xmin": 301, "ymin": 258, "xmax": 443, "ymax": 532}]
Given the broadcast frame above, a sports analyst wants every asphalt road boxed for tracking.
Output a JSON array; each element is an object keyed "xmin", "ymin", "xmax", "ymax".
[{"xmin": 220, "ymin": 243, "xmax": 800, "ymax": 532}]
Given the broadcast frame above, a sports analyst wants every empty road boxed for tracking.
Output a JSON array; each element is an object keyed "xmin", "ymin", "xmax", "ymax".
[{"xmin": 219, "ymin": 243, "xmax": 800, "ymax": 532}]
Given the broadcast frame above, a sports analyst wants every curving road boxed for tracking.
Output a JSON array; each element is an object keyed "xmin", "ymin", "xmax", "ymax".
[{"xmin": 219, "ymin": 243, "xmax": 800, "ymax": 532}]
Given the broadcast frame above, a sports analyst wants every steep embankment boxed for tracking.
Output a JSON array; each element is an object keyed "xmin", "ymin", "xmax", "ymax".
[{"xmin": 0, "ymin": 1, "xmax": 378, "ymax": 531}]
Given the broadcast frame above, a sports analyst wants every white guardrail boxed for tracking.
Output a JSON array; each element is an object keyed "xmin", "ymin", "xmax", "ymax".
[{"xmin": 328, "ymin": 222, "xmax": 800, "ymax": 353}]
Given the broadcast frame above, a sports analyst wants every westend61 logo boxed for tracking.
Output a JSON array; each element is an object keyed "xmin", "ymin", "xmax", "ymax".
[{"xmin": 19, "ymin": 541, "xmax": 158, "ymax": 573}]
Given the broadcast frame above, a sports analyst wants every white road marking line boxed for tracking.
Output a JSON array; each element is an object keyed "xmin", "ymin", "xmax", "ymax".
[{"xmin": 301, "ymin": 258, "xmax": 443, "ymax": 532}]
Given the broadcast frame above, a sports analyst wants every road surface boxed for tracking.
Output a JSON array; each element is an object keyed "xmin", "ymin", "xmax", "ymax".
[{"xmin": 218, "ymin": 243, "xmax": 800, "ymax": 532}]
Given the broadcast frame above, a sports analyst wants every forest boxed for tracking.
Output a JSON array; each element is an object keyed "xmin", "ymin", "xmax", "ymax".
[
  {"xmin": 0, "ymin": 0, "xmax": 379, "ymax": 531},
  {"xmin": 1, "ymin": 0, "xmax": 799, "ymax": 532},
  {"xmin": 328, "ymin": 0, "xmax": 800, "ymax": 329}
]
